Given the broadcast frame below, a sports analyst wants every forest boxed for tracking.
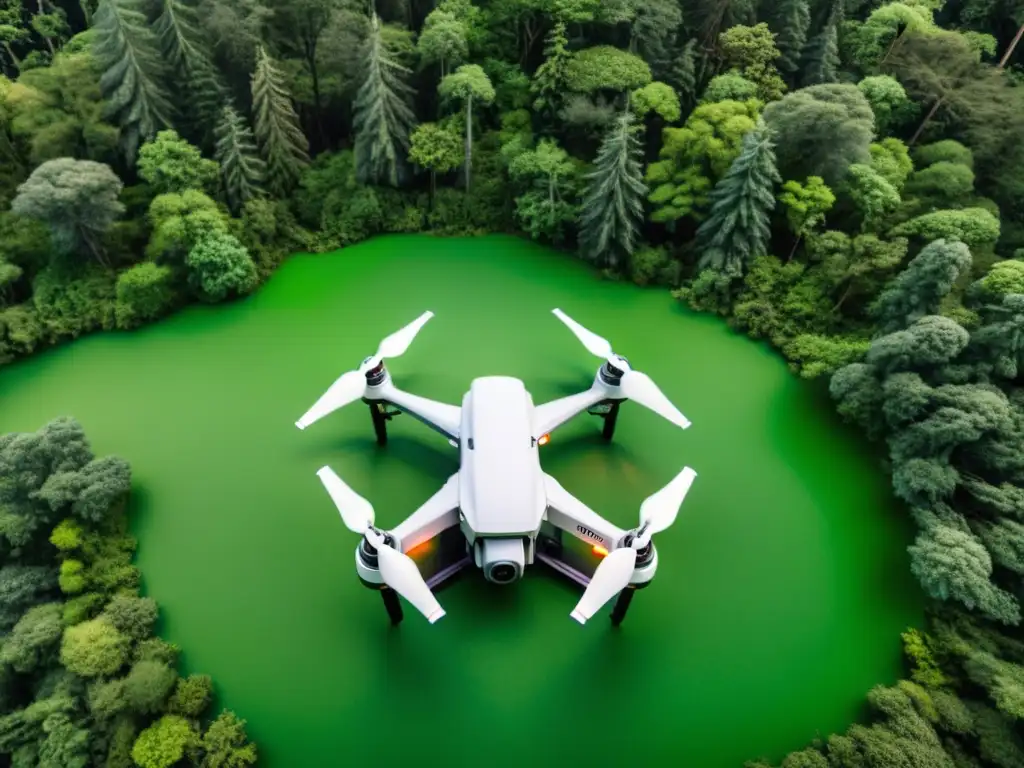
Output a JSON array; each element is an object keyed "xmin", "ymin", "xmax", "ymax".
[{"xmin": 0, "ymin": 0, "xmax": 1022, "ymax": 764}]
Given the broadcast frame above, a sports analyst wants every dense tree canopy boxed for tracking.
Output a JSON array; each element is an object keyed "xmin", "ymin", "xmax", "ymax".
[{"xmin": 1, "ymin": 0, "xmax": 1023, "ymax": 765}]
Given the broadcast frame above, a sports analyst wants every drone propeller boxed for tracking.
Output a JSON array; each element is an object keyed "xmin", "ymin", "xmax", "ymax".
[
  {"xmin": 316, "ymin": 466, "xmax": 446, "ymax": 624},
  {"xmin": 570, "ymin": 467, "xmax": 697, "ymax": 625},
  {"xmin": 295, "ymin": 311, "xmax": 435, "ymax": 430},
  {"xmin": 551, "ymin": 309, "xmax": 691, "ymax": 430}
]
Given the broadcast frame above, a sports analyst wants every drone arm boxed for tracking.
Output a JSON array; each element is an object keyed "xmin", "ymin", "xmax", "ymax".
[
  {"xmin": 543, "ymin": 474, "xmax": 627, "ymax": 551},
  {"xmin": 375, "ymin": 381, "xmax": 461, "ymax": 442},
  {"xmin": 391, "ymin": 472, "xmax": 461, "ymax": 553},
  {"xmin": 532, "ymin": 385, "xmax": 613, "ymax": 438}
]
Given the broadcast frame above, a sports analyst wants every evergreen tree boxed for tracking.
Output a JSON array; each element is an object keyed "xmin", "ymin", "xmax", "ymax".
[
  {"xmin": 531, "ymin": 21, "xmax": 570, "ymax": 122},
  {"xmin": 696, "ymin": 119, "xmax": 781, "ymax": 276},
  {"xmin": 771, "ymin": 0, "xmax": 811, "ymax": 79},
  {"xmin": 213, "ymin": 105, "xmax": 266, "ymax": 215},
  {"xmin": 800, "ymin": 0, "xmax": 842, "ymax": 85},
  {"xmin": 250, "ymin": 45, "xmax": 309, "ymax": 198},
  {"xmin": 92, "ymin": 0, "xmax": 174, "ymax": 162},
  {"xmin": 353, "ymin": 15, "xmax": 417, "ymax": 188},
  {"xmin": 578, "ymin": 110, "xmax": 647, "ymax": 270},
  {"xmin": 152, "ymin": 0, "xmax": 224, "ymax": 144}
]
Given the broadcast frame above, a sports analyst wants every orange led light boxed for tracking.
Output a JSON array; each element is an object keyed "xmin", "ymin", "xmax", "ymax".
[
  {"xmin": 538, "ymin": 434, "xmax": 550, "ymax": 446},
  {"xmin": 592, "ymin": 545, "xmax": 609, "ymax": 557}
]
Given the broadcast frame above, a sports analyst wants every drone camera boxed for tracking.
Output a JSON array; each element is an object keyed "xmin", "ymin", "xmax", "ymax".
[{"xmin": 479, "ymin": 537, "xmax": 526, "ymax": 585}]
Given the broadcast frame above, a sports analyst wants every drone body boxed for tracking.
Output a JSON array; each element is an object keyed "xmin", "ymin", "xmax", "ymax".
[{"xmin": 296, "ymin": 309, "xmax": 697, "ymax": 626}]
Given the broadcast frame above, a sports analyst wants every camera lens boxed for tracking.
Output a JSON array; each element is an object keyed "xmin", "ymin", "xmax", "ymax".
[{"xmin": 490, "ymin": 563, "xmax": 516, "ymax": 583}]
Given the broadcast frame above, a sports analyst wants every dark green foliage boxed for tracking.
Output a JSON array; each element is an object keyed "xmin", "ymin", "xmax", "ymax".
[
  {"xmin": 213, "ymin": 106, "xmax": 266, "ymax": 215},
  {"xmin": 114, "ymin": 262, "xmax": 177, "ymax": 329},
  {"xmin": 251, "ymin": 45, "xmax": 309, "ymax": 197},
  {"xmin": 770, "ymin": 0, "xmax": 811, "ymax": 77}
]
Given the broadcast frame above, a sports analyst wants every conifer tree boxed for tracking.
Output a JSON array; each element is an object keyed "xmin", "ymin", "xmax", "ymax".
[
  {"xmin": 251, "ymin": 45, "xmax": 310, "ymax": 198},
  {"xmin": 578, "ymin": 110, "xmax": 647, "ymax": 270},
  {"xmin": 353, "ymin": 15, "xmax": 417, "ymax": 188},
  {"xmin": 696, "ymin": 119, "xmax": 781, "ymax": 276},
  {"xmin": 771, "ymin": 0, "xmax": 811, "ymax": 79},
  {"xmin": 214, "ymin": 105, "xmax": 266, "ymax": 215},
  {"xmin": 801, "ymin": 0, "xmax": 842, "ymax": 85},
  {"xmin": 153, "ymin": 0, "xmax": 224, "ymax": 142},
  {"xmin": 92, "ymin": 0, "xmax": 174, "ymax": 162},
  {"xmin": 531, "ymin": 21, "xmax": 570, "ymax": 121}
]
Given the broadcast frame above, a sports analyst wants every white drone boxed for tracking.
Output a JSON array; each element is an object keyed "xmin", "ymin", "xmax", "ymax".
[{"xmin": 295, "ymin": 309, "xmax": 697, "ymax": 626}]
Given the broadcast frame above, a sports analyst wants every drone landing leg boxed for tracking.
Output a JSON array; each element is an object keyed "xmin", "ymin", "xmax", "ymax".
[
  {"xmin": 381, "ymin": 587, "xmax": 404, "ymax": 624},
  {"xmin": 601, "ymin": 402, "xmax": 621, "ymax": 441},
  {"xmin": 609, "ymin": 586, "xmax": 635, "ymax": 626},
  {"xmin": 368, "ymin": 402, "xmax": 388, "ymax": 446}
]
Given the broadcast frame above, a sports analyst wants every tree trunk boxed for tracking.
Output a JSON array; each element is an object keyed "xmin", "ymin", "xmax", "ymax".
[
  {"xmin": 909, "ymin": 96, "xmax": 944, "ymax": 146},
  {"xmin": 2, "ymin": 42, "xmax": 20, "ymax": 71},
  {"xmin": 832, "ymin": 281, "xmax": 854, "ymax": 312},
  {"xmin": 999, "ymin": 24, "xmax": 1024, "ymax": 69},
  {"xmin": 787, "ymin": 234, "xmax": 802, "ymax": 262},
  {"xmin": 465, "ymin": 94, "xmax": 473, "ymax": 193}
]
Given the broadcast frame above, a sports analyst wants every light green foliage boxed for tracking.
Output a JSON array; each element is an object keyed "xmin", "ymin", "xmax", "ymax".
[
  {"xmin": 49, "ymin": 518, "xmax": 83, "ymax": 552},
  {"xmin": 531, "ymin": 21, "xmax": 570, "ymax": 117},
  {"xmin": 124, "ymin": 660, "xmax": 177, "ymax": 715},
  {"xmin": 507, "ymin": 138, "xmax": 580, "ymax": 244},
  {"xmin": 782, "ymin": 334, "xmax": 871, "ymax": 378},
  {"xmin": 870, "ymin": 238, "xmax": 973, "ymax": 333},
  {"xmin": 438, "ymin": 64, "xmax": 494, "ymax": 192},
  {"xmin": 914, "ymin": 140, "xmax": 974, "ymax": 170},
  {"xmin": 114, "ymin": 262, "xmax": 176, "ymax": 329},
  {"xmin": 213, "ymin": 105, "xmax": 265, "ymax": 215},
  {"xmin": 858, "ymin": 74, "xmax": 915, "ymax": 133},
  {"xmin": 168, "ymin": 674, "xmax": 212, "ymax": 718},
  {"xmin": 408, "ymin": 122, "xmax": 463, "ymax": 191},
  {"xmin": 847, "ymin": 1, "xmax": 936, "ymax": 73},
  {"xmin": 808, "ymin": 231, "xmax": 908, "ymax": 311},
  {"xmin": 869, "ymin": 137, "xmax": 913, "ymax": 190},
  {"xmin": 251, "ymin": 45, "xmax": 309, "ymax": 197},
  {"xmin": 646, "ymin": 98, "xmax": 760, "ymax": 225},
  {"xmin": 184, "ymin": 230, "xmax": 258, "ymax": 303},
  {"xmin": 91, "ymin": 0, "xmax": 172, "ymax": 161},
  {"xmin": 565, "ymin": 46, "xmax": 652, "ymax": 93},
  {"xmin": 11, "ymin": 157, "xmax": 124, "ymax": 265},
  {"xmin": 416, "ymin": 9, "xmax": 467, "ymax": 77},
  {"xmin": 579, "ymin": 111, "xmax": 646, "ymax": 269},
  {"xmin": 700, "ymin": 72, "xmax": 759, "ymax": 103},
  {"xmin": 0, "ymin": 603, "xmax": 62, "ymax": 673},
  {"xmin": 763, "ymin": 84, "xmax": 874, "ymax": 185},
  {"xmin": 971, "ymin": 261, "xmax": 1024, "ymax": 301},
  {"xmin": 696, "ymin": 120, "xmax": 781, "ymax": 277},
  {"xmin": 779, "ymin": 176, "xmax": 835, "ymax": 240},
  {"xmin": 354, "ymin": 16, "xmax": 417, "ymax": 188},
  {"xmin": 137, "ymin": 130, "xmax": 218, "ymax": 195},
  {"xmin": 718, "ymin": 23, "xmax": 786, "ymax": 101},
  {"xmin": 131, "ymin": 715, "xmax": 198, "ymax": 768},
  {"xmin": 902, "ymin": 627, "xmax": 950, "ymax": 688},
  {"xmin": 630, "ymin": 81, "xmax": 680, "ymax": 122},
  {"xmin": 200, "ymin": 710, "xmax": 258, "ymax": 767},
  {"xmin": 845, "ymin": 163, "xmax": 901, "ymax": 232},
  {"xmin": 904, "ymin": 162, "xmax": 976, "ymax": 210},
  {"xmin": 60, "ymin": 617, "xmax": 129, "ymax": 677},
  {"xmin": 909, "ymin": 523, "xmax": 1020, "ymax": 624},
  {"xmin": 769, "ymin": 0, "xmax": 810, "ymax": 76},
  {"xmin": 892, "ymin": 208, "xmax": 1001, "ymax": 250},
  {"xmin": 146, "ymin": 190, "xmax": 229, "ymax": 264},
  {"xmin": 58, "ymin": 559, "xmax": 85, "ymax": 593},
  {"xmin": 6, "ymin": 48, "xmax": 119, "ymax": 166}
]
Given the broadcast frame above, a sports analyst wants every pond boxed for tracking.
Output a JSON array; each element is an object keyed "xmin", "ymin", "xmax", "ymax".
[{"xmin": 0, "ymin": 234, "xmax": 922, "ymax": 767}]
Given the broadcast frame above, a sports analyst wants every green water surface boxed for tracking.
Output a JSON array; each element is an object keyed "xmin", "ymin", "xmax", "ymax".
[{"xmin": 0, "ymin": 234, "xmax": 921, "ymax": 767}]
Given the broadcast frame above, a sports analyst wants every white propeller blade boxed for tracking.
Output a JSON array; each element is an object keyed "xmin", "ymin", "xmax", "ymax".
[
  {"xmin": 620, "ymin": 372, "xmax": 691, "ymax": 430},
  {"xmin": 296, "ymin": 311, "xmax": 434, "ymax": 430},
  {"xmin": 552, "ymin": 308, "xmax": 613, "ymax": 359},
  {"xmin": 366, "ymin": 529, "xmax": 446, "ymax": 623},
  {"xmin": 296, "ymin": 371, "xmax": 367, "ymax": 430},
  {"xmin": 316, "ymin": 466, "xmax": 375, "ymax": 532},
  {"xmin": 570, "ymin": 548, "xmax": 637, "ymax": 624},
  {"xmin": 639, "ymin": 466, "xmax": 697, "ymax": 537}
]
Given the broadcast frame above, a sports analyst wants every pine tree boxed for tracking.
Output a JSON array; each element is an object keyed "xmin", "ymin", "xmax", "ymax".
[
  {"xmin": 800, "ymin": 0, "xmax": 842, "ymax": 85},
  {"xmin": 578, "ymin": 110, "xmax": 647, "ymax": 270},
  {"xmin": 531, "ymin": 21, "xmax": 570, "ymax": 121},
  {"xmin": 214, "ymin": 105, "xmax": 266, "ymax": 214},
  {"xmin": 771, "ymin": 0, "xmax": 811, "ymax": 79},
  {"xmin": 153, "ymin": 0, "xmax": 224, "ymax": 144},
  {"xmin": 251, "ymin": 45, "xmax": 310, "ymax": 198},
  {"xmin": 696, "ymin": 119, "xmax": 781, "ymax": 276},
  {"xmin": 353, "ymin": 15, "xmax": 417, "ymax": 188},
  {"xmin": 92, "ymin": 0, "xmax": 174, "ymax": 162}
]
